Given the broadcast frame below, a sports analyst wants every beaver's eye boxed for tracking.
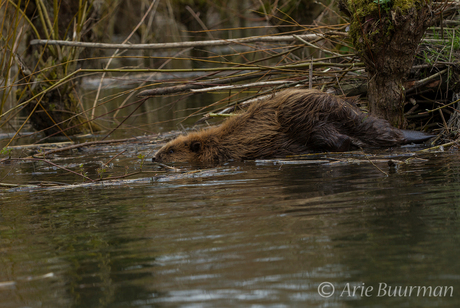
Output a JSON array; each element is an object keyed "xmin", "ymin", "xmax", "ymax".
[{"xmin": 169, "ymin": 149, "xmax": 174, "ymax": 154}]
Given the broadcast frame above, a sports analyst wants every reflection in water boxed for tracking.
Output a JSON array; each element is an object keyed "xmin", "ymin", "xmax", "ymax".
[{"xmin": 1, "ymin": 153, "xmax": 460, "ymax": 307}]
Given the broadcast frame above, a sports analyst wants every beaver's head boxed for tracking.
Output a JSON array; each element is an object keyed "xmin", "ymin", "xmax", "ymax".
[{"xmin": 152, "ymin": 134, "xmax": 205, "ymax": 163}]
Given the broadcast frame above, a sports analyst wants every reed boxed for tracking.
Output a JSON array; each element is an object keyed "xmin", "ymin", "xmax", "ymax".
[{"xmin": 1, "ymin": 0, "xmax": 102, "ymax": 145}]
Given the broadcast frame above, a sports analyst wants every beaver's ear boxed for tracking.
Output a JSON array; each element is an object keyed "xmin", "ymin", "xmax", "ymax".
[{"xmin": 190, "ymin": 141, "xmax": 201, "ymax": 153}]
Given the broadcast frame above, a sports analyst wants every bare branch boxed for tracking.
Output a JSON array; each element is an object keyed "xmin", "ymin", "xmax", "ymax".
[{"xmin": 30, "ymin": 33, "xmax": 343, "ymax": 50}]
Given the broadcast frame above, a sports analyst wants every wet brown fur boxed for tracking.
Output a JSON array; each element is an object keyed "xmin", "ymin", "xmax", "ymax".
[{"xmin": 153, "ymin": 89, "xmax": 407, "ymax": 163}]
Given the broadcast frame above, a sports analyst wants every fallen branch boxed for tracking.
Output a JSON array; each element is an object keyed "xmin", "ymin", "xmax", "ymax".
[
  {"xmin": 30, "ymin": 33, "xmax": 343, "ymax": 50},
  {"xmin": 25, "ymin": 136, "xmax": 150, "ymax": 158}
]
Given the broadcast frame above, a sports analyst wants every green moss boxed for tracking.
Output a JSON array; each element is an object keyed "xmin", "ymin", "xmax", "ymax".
[
  {"xmin": 346, "ymin": 0, "xmax": 431, "ymax": 54},
  {"xmin": 348, "ymin": 0, "xmax": 427, "ymax": 16},
  {"xmin": 394, "ymin": 0, "xmax": 425, "ymax": 12}
]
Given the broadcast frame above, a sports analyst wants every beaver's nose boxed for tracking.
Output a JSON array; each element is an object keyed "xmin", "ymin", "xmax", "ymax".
[{"xmin": 152, "ymin": 156, "xmax": 156, "ymax": 162}]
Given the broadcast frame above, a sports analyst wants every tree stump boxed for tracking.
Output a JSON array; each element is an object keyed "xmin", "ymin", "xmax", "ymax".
[{"xmin": 339, "ymin": 0, "xmax": 435, "ymax": 127}]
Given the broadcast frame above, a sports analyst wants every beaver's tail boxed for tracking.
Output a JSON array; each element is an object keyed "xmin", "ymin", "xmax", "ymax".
[{"xmin": 401, "ymin": 130, "xmax": 435, "ymax": 144}]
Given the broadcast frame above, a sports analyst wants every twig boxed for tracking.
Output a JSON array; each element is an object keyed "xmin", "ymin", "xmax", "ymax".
[
  {"xmin": 445, "ymin": 28, "xmax": 455, "ymax": 98},
  {"xmin": 101, "ymin": 97, "xmax": 148, "ymax": 140},
  {"xmin": 439, "ymin": 109, "xmax": 449, "ymax": 130},
  {"xmin": 103, "ymin": 149, "xmax": 126, "ymax": 167},
  {"xmin": 405, "ymin": 68, "xmax": 448, "ymax": 94},
  {"xmin": 201, "ymin": 94, "xmax": 272, "ymax": 119},
  {"xmin": 293, "ymin": 34, "xmax": 344, "ymax": 57},
  {"xmin": 186, "ymin": 5, "xmax": 213, "ymax": 39},
  {"xmin": 94, "ymin": 171, "xmax": 163, "ymax": 182},
  {"xmin": 417, "ymin": 139, "xmax": 459, "ymax": 153},
  {"xmin": 190, "ymin": 79, "xmax": 300, "ymax": 93},
  {"xmin": 420, "ymin": 95, "xmax": 460, "ymax": 114},
  {"xmin": 363, "ymin": 153, "xmax": 389, "ymax": 177},
  {"xmin": 207, "ymin": 113, "xmax": 237, "ymax": 117},
  {"xmin": 154, "ymin": 162, "xmax": 182, "ymax": 172}
]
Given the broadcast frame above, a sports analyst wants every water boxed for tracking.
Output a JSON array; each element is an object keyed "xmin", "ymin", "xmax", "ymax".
[{"xmin": 1, "ymin": 150, "xmax": 460, "ymax": 307}]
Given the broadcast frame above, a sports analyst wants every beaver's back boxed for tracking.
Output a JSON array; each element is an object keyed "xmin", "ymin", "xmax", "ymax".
[
  {"xmin": 153, "ymin": 88, "xmax": 429, "ymax": 163},
  {"xmin": 271, "ymin": 89, "xmax": 406, "ymax": 151}
]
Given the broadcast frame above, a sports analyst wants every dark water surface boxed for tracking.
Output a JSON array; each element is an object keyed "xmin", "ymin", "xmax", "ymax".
[{"xmin": 1, "ymin": 151, "xmax": 460, "ymax": 307}]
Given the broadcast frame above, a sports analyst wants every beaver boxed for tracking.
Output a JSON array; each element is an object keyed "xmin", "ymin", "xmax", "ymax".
[{"xmin": 153, "ymin": 89, "xmax": 432, "ymax": 163}]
